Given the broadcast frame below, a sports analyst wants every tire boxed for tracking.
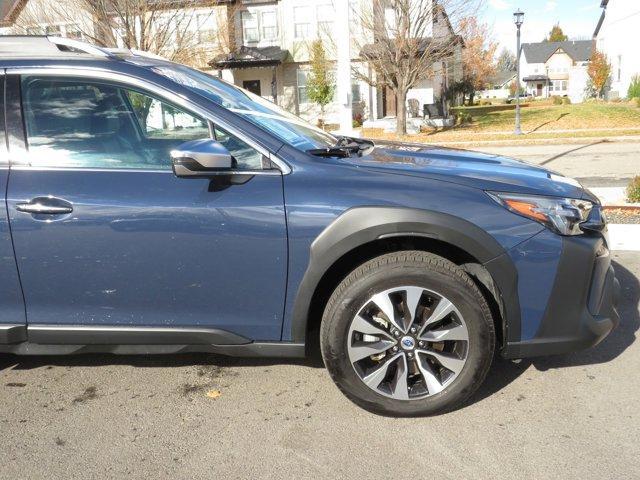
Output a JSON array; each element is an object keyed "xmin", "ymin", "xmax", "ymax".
[{"xmin": 320, "ymin": 250, "xmax": 495, "ymax": 416}]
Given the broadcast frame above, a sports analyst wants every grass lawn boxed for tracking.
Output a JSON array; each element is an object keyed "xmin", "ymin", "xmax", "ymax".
[{"xmin": 362, "ymin": 101, "xmax": 640, "ymax": 145}]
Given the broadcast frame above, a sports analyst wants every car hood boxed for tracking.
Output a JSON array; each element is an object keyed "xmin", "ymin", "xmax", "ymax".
[{"xmin": 346, "ymin": 142, "xmax": 589, "ymax": 200}]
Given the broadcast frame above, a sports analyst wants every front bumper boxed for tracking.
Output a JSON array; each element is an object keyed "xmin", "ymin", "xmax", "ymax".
[{"xmin": 501, "ymin": 232, "xmax": 620, "ymax": 359}]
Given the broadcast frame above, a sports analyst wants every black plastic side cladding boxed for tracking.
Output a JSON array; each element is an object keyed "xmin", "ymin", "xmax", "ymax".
[{"xmin": 289, "ymin": 206, "xmax": 521, "ymax": 345}]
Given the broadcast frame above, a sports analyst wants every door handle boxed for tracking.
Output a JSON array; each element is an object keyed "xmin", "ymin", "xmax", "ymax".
[{"xmin": 16, "ymin": 197, "xmax": 73, "ymax": 215}]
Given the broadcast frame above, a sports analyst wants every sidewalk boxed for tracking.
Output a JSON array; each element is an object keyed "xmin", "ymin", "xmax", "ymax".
[{"xmin": 608, "ymin": 225, "xmax": 640, "ymax": 251}]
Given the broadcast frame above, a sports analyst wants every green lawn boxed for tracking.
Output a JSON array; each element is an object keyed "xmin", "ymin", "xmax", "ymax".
[
  {"xmin": 464, "ymin": 102, "xmax": 640, "ymax": 132},
  {"xmin": 362, "ymin": 101, "xmax": 640, "ymax": 145}
]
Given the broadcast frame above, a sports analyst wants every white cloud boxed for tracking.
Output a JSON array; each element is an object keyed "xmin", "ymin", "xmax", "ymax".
[
  {"xmin": 544, "ymin": 1, "xmax": 558, "ymax": 12},
  {"xmin": 489, "ymin": 0, "xmax": 512, "ymax": 11}
]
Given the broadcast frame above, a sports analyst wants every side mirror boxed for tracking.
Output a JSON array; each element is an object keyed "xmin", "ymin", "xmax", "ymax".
[{"xmin": 171, "ymin": 139, "xmax": 234, "ymax": 177}]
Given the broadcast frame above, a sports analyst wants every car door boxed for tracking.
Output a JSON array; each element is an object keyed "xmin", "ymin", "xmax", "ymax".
[
  {"xmin": 0, "ymin": 73, "xmax": 28, "ymax": 344},
  {"xmin": 5, "ymin": 72, "xmax": 288, "ymax": 342}
]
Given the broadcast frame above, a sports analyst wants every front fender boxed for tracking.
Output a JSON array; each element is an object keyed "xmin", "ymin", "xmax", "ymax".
[{"xmin": 289, "ymin": 206, "xmax": 521, "ymax": 344}]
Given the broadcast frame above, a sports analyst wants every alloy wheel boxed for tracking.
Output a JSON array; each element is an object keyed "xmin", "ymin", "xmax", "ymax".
[{"xmin": 347, "ymin": 286, "xmax": 469, "ymax": 400}]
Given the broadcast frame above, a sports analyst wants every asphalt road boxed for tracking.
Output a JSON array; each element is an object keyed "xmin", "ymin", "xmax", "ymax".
[
  {"xmin": 1, "ymin": 250, "xmax": 638, "ymax": 480},
  {"xmin": 474, "ymin": 140, "xmax": 640, "ymax": 187}
]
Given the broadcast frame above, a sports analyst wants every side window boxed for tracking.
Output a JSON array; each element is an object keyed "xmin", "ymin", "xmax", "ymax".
[
  {"xmin": 126, "ymin": 90, "xmax": 209, "ymax": 140},
  {"xmin": 21, "ymin": 76, "xmax": 209, "ymax": 169},
  {"xmin": 213, "ymin": 125, "xmax": 268, "ymax": 170}
]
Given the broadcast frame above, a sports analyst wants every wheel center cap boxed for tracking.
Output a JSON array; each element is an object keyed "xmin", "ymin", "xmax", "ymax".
[{"xmin": 400, "ymin": 336, "xmax": 415, "ymax": 351}]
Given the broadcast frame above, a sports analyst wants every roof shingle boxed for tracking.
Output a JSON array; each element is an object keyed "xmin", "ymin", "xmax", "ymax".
[{"xmin": 521, "ymin": 40, "xmax": 593, "ymax": 64}]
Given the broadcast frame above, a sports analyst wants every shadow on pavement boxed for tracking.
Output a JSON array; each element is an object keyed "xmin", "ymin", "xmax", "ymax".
[
  {"xmin": 540, "ymin": 139, "xmax": 607, "ymax": 166},
  {"xmin": 468, "ymin": 259, "xmax": 639, "ymax": 407}
]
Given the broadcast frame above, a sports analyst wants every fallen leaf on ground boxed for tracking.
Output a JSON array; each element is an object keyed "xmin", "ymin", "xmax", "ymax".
[{"xmin": 206, "ymin": 390, "xmax": 222, "ymax": 399}]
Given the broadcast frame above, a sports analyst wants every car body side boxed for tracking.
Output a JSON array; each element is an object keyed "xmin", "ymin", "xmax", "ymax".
[{"xmin": 0, "ymin": 58, "xmax": 618, "ymax": 359}]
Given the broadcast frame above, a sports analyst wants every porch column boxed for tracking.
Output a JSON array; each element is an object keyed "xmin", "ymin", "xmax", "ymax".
[
  {"xmin": 368, "ymin": 65, "xmax": 375, "ymax": 121},
  {"xmin": 336, "ymin": 0, "xmax": 353, "ymax": 135},
  {"xmin": 221, "ymin": 69, "xmax": 235, "ymax": 84},
  {"xmin": 271, "ymin": 66, "xmax": 278, "ymax": 104}
]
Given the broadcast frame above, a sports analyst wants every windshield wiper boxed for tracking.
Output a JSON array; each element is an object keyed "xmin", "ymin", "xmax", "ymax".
[{"xmin": 307, "ymin": 136, "xmax": 375, "ymax": 158}]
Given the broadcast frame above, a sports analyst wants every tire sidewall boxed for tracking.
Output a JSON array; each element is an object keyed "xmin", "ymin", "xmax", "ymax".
[{"xmin": 321, "ymin": 255, "xmax": 494, "ymax": 416}]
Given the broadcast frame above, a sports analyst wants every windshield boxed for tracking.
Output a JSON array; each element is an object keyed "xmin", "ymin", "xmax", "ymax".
[{"xmin": 152, "ymin": 64, "xmax": 337, "ymax": 151}]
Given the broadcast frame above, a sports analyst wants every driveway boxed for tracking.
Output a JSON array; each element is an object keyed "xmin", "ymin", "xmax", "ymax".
[{"xmin": 1, "ymin": 250, "xmax": 638, "ymax": 479}]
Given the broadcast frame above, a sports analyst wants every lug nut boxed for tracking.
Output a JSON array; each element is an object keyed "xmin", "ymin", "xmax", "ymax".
[
  {"xmin": 407, "ymin": 352, "xmax": 414, "ymax": 359},
  {"xmin": 410, "ymin": 327, "xmax": 417, "ymax": 334},
  {"xmin": 418, "ymin": 341, "xmax": 425, "ymax": 347},
  {"xmin": 393, "ymin": 330, "xmax": 400, "ymax": 337},
  {"xmin": 392, "ymin": 346, "xmax": 399, "ymax": 352}
]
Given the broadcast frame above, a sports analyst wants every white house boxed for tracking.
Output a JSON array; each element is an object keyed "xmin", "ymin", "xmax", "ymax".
[
  {"xmin": 519, "ymin": 40, "xmax": 592, "ymax": 103},
  {"xmin": 594, "ymin": 0, "xmax": 640, "ymax": 99},
  {"xmin": 478, "ymin": 70, "xmax": 516, "ymax": 100},
  {"xmin": 212, "ymin": 0, "xmax": 463, "ymax": 128}
]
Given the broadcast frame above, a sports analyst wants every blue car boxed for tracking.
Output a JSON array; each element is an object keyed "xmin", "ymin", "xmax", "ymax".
[{"xmin": 0, "ymin": 37, "xmax": 619, "ymax": 416}]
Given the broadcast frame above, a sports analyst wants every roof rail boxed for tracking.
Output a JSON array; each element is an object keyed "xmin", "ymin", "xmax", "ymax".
[
  {"xmin": 105, "ymin": 48, "xmax": 170, "ymax": 62},
  {"xmin": 48, "ymin": 36, "xmax": 115, "ymax": 58},
  {"xmin": 0, "ymin": 35, "xmax": 118, "ymax": 59}
]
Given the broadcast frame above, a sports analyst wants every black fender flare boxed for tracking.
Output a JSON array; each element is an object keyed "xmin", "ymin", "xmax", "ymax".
[{"xmin": 290, "ymin": 206, "xmax": 521, "ymax": 344}]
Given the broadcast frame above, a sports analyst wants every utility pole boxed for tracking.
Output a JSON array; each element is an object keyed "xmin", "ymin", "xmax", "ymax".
[{"xmin": 336, "ymin": 0, "xmax": 353, "ymax": 135}]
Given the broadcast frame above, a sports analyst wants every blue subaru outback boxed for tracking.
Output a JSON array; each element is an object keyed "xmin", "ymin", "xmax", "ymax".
[{"xmin": 0, "ymin": 37, "xmax": 619, "ymax": 416}]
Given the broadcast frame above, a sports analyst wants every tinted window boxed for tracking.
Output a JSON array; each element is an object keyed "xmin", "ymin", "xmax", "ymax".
[
  {"xmin": 21, "ymin": 76, "xmax": 209, "ymax": 169},
  {"xmin": 213, "ymin": 125, "xmax": 266, "ymax": 170}
]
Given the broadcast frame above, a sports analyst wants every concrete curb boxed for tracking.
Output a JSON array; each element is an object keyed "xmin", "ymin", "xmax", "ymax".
[{"xmin": 609, "ymin": 224, "xmax": 640, "ymax": 251}]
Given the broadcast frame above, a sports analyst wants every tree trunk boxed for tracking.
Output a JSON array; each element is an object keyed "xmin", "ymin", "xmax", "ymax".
[
  {"xmin": 396, "ymin": 88, "xmax": 407, "ymax": 135},
  {"xmin": 469, "ymin": 91, "xmax": 475, "ymax": 106}
]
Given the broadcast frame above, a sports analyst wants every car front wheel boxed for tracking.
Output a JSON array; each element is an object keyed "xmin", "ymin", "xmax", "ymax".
[{"xmin": 320, "ymin": 251, "xmax": 495, "ymax": 416}]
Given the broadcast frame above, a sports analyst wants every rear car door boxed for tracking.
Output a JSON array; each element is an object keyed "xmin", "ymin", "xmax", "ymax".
[
  {"xmin": 4, "ymin": 71, "xmax": 288, "ymax": 342},
  {"xmin": 0, "ymin": 72, "xmax": 27, "ymax": 344}
]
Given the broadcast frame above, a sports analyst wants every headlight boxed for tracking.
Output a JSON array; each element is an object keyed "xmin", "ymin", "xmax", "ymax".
[{"xmin": 487, "ymin": 192, "xmax": 594, "ymax": 236}]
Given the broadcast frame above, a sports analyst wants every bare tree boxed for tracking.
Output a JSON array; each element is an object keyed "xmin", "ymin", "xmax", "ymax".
[
  {"xmin": 352, "ymin": 0, "xmax": 483, "ymax": 135},
  {"xmin": 12, "ymin": 0, "xmax": 231, "ymax": 68}
]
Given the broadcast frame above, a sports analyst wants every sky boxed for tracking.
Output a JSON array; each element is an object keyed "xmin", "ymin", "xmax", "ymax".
[{"xmin": 480, "ymin": 0, "xmax": 604, "ymax": 55}]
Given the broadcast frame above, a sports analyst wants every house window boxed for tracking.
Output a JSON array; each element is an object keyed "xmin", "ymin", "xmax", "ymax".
[
  {"xmin": 197, "ymin": 13, "xmax": 216, "ymax": 44},
  {"xmin": 294, "ymin": 6, "xmax": 311, "ymax": 39},
  {"xmin": 317, "ymin": 4, "xmax": 334, "ymax": 35},
  {"xmin": 64, "ymin": 24, "xmax": 82, "ymax": 40},
  {"xmin": 241, "ymin": 8, "xmax": 277, "ymax": 45},
  {"xmin": 261, "ymin": 10, "xmax": 278, "ymax": 41},
  {"xmin": 351, "ymin": 83, "xmax": 361, "ymax": 103},
  {"xmin": 241, "ymin": 11, "xmax": 259, "ymax": 44},
  {"xmin": 45, "ymin": 25, "xmax": 62, "ymax": 36},
  {"xmin": 384, "ymin": 7, "xmax": 396, "ymax": 34},
  {"xmin": 297, "ymin": 69, "xmax": 309, "ymax": 104}
]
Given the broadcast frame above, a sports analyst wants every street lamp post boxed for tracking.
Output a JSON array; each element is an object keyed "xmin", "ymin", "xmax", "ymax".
[{"xmin": 514, "ymin": 9, "xmax": 524, "ymax": 135}]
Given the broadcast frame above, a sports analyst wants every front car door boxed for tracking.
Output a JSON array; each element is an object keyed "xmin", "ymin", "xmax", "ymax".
[{"xmin": 5, "ymin": 71, "xmax": 288, "ymax": 342}]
